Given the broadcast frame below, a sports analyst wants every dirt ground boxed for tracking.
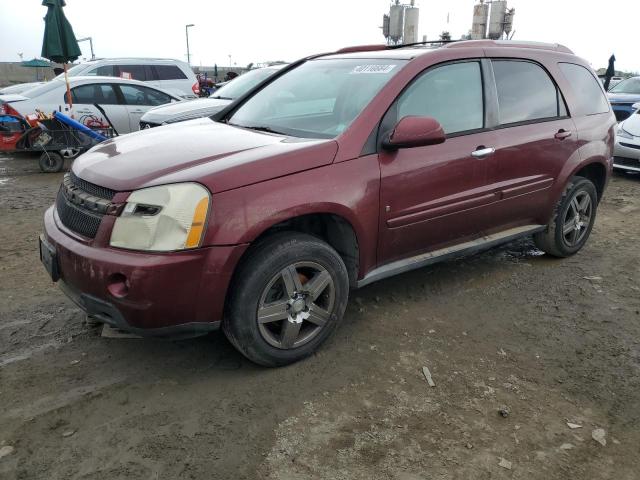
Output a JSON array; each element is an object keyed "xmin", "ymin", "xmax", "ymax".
[{"xmin": 1, "ymin": 153, "xmax": 639, "ymax": 480}]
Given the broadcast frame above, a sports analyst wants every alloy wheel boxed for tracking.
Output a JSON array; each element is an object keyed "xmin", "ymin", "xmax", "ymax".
[
  {"xmin": 257, "ymin": 261, "xmax": 335, "ymax": 349},
  {"xmin": 562, "ymin": 190, "xmax": 592, "ymax": 247}
]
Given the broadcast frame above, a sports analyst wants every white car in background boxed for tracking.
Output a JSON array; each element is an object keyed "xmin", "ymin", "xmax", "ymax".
[
  {"xmin": 0, "ymin": 82, "xmax": 46, "ymax": 95},
  {"xmin": 139, "ymin": 64, "xmax": 287, "ymax": 128},
  {"xmin": 0, "ymin": 76, "xmax": 181, "ymax": 134},
  {"xmin": 60, "ymin": 58, "xmax": 199, "ymax": 99},
  {"xmin": 613, "ymin": 102, "xmax": 640, "ymax": 173}
]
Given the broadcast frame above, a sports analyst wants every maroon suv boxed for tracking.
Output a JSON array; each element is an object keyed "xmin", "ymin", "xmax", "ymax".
[{"xmin": 40, "ymin": 40, "xmax": 616, "ymax": 366}]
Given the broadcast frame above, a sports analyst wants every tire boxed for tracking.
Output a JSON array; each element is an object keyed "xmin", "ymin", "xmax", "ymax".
[
  {"xmin": 534, "ymin": 176, "xmax": 598, "ymax": 258},
  {"xmin": 39, "ymin": 151, "xmax": 65, "ymax": 173},
  {"xmin": 223, "ymin": 232, "xmax": 349, "ymax": 367}
]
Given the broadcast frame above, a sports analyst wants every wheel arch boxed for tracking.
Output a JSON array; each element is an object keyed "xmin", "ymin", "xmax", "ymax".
[
  {"xmin": 236, "ymin": 210, "xmax": 362, "ymax": 289},
  {"xmin": 571, "ymin": 161, "xmax": 608, "ymax": 201}
]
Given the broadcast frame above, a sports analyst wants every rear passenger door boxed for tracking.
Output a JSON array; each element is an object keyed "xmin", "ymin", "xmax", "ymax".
[
  {"xmin": 66, "ymin": 83, "xmax": 130, "ymax": 134},
  {"xmin": 483, "ymin": 59, "xmax": 579, "ymax": 230},
  {"xmin": 116, "ymin": 84, "xmax": 176, "ymax": 131}
]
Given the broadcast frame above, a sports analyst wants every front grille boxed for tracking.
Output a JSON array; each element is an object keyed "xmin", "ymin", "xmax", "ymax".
[
  {"xmin": 613, "ymin": 109, "xmax": 632, "ymax": 122},
  {"xmin": 56, "ymin": 188, "xmax": 104, "ymax": 238},
  {"xmin": 69, "ymin": 171, "xmax": 116, "ymax": 200},
  {"xmin": 613, "ymin": 156, "xmax": 640, "ymax": 168},
  {"xmin": 139, "ymin": 121, "xmax": 160, "ymax": 130},
  {"xmin": 620, "ymin": 141, "xmax": 640, "ymax": 150},
  {"xmin": 55, "ymin": 173, "xmax": 117, "ymax": 238}
]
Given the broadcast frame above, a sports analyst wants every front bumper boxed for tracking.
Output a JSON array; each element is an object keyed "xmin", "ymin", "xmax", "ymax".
[
  {"xmin": 613, "ymin": 136, "xmax": 640, "ymax": 171},
  {"xmin": 43, "ymin": 206, "xmax": 247, "ymax": 336}
]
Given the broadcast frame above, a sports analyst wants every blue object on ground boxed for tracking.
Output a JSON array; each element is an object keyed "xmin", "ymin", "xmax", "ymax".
[{"xmin": 52, "ymin": 111, "xmax": 108, "ymax": 142}]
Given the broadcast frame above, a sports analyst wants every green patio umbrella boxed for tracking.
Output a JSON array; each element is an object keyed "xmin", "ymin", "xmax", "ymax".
[
  {"xmin": 41, "ymin": 0, "xmax": 81, "ymax": 108},
  {"xmin": 21, "ymin": 58, "xmax": 52, "ymax": 81}
]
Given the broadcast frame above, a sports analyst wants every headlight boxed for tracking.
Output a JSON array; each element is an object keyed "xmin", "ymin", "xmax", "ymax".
[
  {"xmin": 110, "ymin": 183, "xmax": 210, "ymax": 252},
  {"xmin": 617, "ymin": 126, "xmax": 634, "ymax": 140}
]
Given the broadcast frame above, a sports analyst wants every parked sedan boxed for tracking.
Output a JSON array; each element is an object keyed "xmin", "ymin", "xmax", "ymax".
[
  {"xmin": 0, "ymin": 76, "xmax": 181, "ymax": 135},
  {"xmin": 0, "ymin": 82, "xmax": 46, "ymax": 95},
  {"xmin": 607, "ymin": 76, "xmax": 640, "ymax": 122},
  {"xmin": 139, "ymin": 65, "xmax": 286, "ymax": 128},
  {"xmin": 613, "ymin": 103, "xmax": 640, "ymax": 172}
]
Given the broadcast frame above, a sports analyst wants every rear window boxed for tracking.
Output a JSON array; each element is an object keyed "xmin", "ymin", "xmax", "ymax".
[
  {"xmin": 155, "ymin": 65, "xmax": 188, "ymax": 80},
  {"xmin": 493, "ymin": 60, "xmax": 564, "ymax": 125},
  {"xmin": 559, "ymin": 63, "xmax": 610, "ymax": 116}
]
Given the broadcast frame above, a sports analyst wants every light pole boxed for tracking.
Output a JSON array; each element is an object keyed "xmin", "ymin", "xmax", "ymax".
[{"xmin": 185, "ymin": 24, "xmax": 195, "ymax": 65}]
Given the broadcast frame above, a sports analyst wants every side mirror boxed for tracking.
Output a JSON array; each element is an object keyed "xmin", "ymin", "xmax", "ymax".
[
  {"xmin": 382, "ymin": 116, "xmax": 446, "ymax": 150},
  {"xmin": 632, "ymin": 102, "xmax": 640, "ymax": 111}
]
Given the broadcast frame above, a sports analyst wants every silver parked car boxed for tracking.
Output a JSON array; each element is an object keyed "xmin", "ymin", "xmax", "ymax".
[
  {"xmin": 613, "ymin": 102, "xmax": 640, "ymax": 173},
  {"xmin": 59, "ymin": 58, "xmax": 199, "ymax": 99},
  {"xmin": 0, "ymin": 82, "xmax": 46, "ymax": 95},
  {"xmin": 139, "ymin": 65, "xmax": 287, "ymax": 128},
  {"xmin": 0, "ymin": 76, "xmax": 181, "ymax": 134}
]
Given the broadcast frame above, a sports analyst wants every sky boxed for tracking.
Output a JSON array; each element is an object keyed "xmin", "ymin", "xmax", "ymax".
[{"xmin": 0, "ymin": 0, "xmax": 638, "ymax": 73}]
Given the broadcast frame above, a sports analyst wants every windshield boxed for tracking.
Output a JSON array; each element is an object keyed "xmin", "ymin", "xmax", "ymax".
[
  {"xmin": 228, "ymin": 58, "xmax": 406, "ymax": 139},
  {"xmin": 55, "ymin": 63, "xmax": 89, "ymax": 79},
  {"xmin": 212, "ymin": 67, "xmax": 281, "ymax": 100},
  {"xmin": 610, "ymin": 77, "xmax": 640, "ymax": 94}
]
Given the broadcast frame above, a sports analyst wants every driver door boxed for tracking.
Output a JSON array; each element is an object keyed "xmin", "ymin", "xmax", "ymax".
[
  {"xmin": 66, "ymin": 83, "xmax": 130, "ymax": 134},
  {"xmin": 378, "ymin": 60, "xmax": 500, "ymax": 264}
]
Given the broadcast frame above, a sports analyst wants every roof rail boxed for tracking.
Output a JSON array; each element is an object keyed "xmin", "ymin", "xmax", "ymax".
[
  {"xmin": 335, "ymin": 44, "xmax": 389, "ymax": 54},
  {"xmin": 443, "ymin": 40, "xmax": 574, "ymax": 54}
]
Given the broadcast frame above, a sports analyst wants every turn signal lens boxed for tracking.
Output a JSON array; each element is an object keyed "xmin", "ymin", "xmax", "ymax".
[{"xmin": 185, "ymin": 197, "xmax": 209, "ymax": 248}]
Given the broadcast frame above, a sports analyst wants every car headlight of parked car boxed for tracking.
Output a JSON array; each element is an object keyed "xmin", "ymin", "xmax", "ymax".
[
  {"xmin": 617, "ymin": 126, "xmax": 634, "ymax": 140},
  {"xmin": 110, "ymin": 183, "xmax": 210, "ymax": 252}
]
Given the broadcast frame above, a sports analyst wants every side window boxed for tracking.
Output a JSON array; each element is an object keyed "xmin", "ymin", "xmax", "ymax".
[
  {"xmin": 493, "ymin": 60, "xmax": 561, "ymax": 125},
  {"xmin": 558, "ymin": 63, "xmax": 610, "ymax": 116},
  {"xmin": 396, "ymin": 62, "xmax": 484, "ymax": 134},
  {"xmin": 95, "ymin": 65, "xmax": 115, "ymax": 77},
  {"xmin": 66, "ymin": 84, "xmax": 119, "ymax": 105},
  {"xmin": 67, "ymin": 85, "xmax": 99, "ymax": 104},
  {"xmin": 119, "ymin": 85, "xmax": 173, "ymax": 106},
  {"xmin": 155, "ymin": 65, "xmax": 188, "ymax": 80},
  {"xmin": 118, "ymin": 65, "xmax": 147, "ymax": 81}
]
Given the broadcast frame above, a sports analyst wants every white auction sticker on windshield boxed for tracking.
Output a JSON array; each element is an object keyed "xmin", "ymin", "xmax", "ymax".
[{"xmin": 351, "ymin": 65, "xmax": 396, "ymax": 74}]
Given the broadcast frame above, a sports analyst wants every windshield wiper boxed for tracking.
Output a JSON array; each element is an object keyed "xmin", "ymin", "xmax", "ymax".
[
  {"xmin": 212, "ymin": 95, "xmax": 233, "ymax": 100},
  {"xmin": 242, "ymin": 125, "xmax": 287, "ymax": 135}
]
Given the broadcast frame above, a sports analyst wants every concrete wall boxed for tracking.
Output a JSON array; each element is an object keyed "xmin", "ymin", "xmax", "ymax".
[{"xmin": 0, "ymin": 62, "xmax": 60, "ymax": 87}]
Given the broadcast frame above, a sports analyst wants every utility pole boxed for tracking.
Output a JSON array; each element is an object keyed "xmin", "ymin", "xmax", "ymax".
[
  {"xmin": 77, "ymin": 37, "xmax": 95, "ymax": 60},
  {"xmin": 185, "ymin": 24, "xmax": 195, "ymax": 65}
]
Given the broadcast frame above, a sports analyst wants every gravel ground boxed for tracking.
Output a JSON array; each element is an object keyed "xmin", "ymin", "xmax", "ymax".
[{"xmin": 1, "ymin": 153, "xmax": 639, "ymax": 480}]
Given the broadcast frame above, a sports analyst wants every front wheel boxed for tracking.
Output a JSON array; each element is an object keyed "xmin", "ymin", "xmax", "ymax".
[
  {"xmin": 223, "ymin": 232, "xmax": 349, "ymax": 367},
  {"xmin": 534, "ymin": 176, "xmax": 598, "ymax": 257},
  {"xmin": 39, "ymin": 151, "xmax": 65, "ymax": 173}
]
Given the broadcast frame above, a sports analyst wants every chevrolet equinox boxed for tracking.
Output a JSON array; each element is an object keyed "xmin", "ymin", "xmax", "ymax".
[{"xmin": 40, "ymin": 40, "xmax": 616, "ymax": 366}]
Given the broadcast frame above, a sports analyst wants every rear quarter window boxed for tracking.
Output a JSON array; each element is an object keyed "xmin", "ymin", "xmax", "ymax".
[
  {"xmin": 155, "ymin": 65, "xmax": 188, "ymax": 80},
  {"xmin": 558, "ymin": 63, "xmax": 610, "ymax": 116}
]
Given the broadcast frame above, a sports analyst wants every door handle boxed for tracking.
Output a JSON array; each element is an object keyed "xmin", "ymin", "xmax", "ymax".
[
  {"xmin": 471, "ymin": 146, "xmax": 495, "ymax": 159},
  {"xmin": 555, "ymin": 129, "xmax": 572, "ymax": 140}
]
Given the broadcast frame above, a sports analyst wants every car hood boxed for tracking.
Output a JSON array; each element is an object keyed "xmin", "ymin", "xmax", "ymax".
[
  {"xmin": 621, "ymin": 112, "xmax": 640, "ymax": 137},
  {"xmin": 141, "ymin": 98, "xmax": 231, "ymax": 124},
  {"xmin": 607, "ymin": 93, "xmax": 640, "ymax": 104},
  {"xmin": 72, "ymin": 118, "xmax": 338, "ymax": 193}
]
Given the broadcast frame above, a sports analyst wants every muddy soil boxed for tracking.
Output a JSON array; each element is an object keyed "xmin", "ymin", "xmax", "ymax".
[{"xmin": 1, "ymin": 154, "xmax": 639, "ymax": 480}]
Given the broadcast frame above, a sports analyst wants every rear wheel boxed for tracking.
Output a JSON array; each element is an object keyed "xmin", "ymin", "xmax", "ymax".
[
  {"xmin": 534, "ymin": 176, "xmax": 598, "ymax": 257},
  {"xmin": 223, "ymin": 232, "xmax": 349, "ymax": 367},
  {"xmin": 39, "ymin": 151, "xmax": 65, "ymax": 173}
]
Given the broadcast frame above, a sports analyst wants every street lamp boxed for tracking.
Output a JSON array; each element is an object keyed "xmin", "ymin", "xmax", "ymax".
[{"xmin": 185, "ymin": 24, "xmax": 195, "ymax": 65}]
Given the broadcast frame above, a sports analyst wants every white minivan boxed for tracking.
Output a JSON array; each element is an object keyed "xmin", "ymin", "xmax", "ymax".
[{"xmin": 61, "ymin": 58, "xmax": 199, "ymax": 99}]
